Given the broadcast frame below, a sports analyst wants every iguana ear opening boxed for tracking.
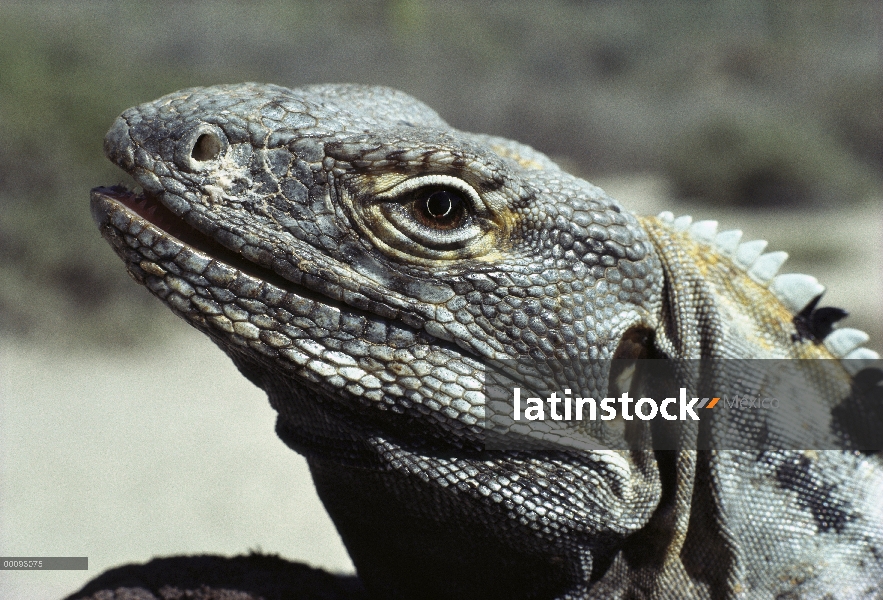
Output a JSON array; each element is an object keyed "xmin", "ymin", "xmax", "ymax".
[
  {"xmin": 612, "ymin": 326, "xmax": 657, "ymax": 360},
  {"xmin": 609, "ymin": 326, "xmax": 661, "ymax": 400}
]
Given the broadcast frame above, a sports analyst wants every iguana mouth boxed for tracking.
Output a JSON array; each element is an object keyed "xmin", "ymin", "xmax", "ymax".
[
  {"xmin": 94, "ymin": 186, "xmax": 218, "ymax": 250},
  {"xmin": 90, "ymin": 185, "xmax": 335, "ymax": 302},
  {"xmin": 91, "ymin": 184, "xmax": 485, "ymax": 366}
]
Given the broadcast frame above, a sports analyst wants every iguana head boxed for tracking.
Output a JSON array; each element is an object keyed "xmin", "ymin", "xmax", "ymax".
[{"xmin": 93, "ymin": 82, "xmax": 665, "ymax": 410}]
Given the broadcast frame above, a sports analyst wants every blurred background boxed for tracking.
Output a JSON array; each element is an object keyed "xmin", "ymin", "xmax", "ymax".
[{"xmin": 1, "ymin": 1, "xmax": 880, "ymax": 598}]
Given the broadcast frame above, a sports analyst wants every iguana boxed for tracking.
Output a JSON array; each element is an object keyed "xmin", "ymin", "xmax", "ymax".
[{"xmin": 86, "ymin": 83, "xmax": 883, "ymax": 599}]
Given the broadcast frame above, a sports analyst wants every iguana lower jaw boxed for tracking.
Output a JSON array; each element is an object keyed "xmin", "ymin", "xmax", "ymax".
[
  {"xmin": 90, "ymin": 185, "xmax": 347, "ymax": 310},
  {"xmin": 92, "ymin": 187, "xmax": 251, "ymax": 273}
]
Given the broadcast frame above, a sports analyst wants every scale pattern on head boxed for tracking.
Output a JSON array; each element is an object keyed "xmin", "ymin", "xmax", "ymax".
[{"xmin": 101, "ymin": 83, "xmax": 664, "ymax": 401}]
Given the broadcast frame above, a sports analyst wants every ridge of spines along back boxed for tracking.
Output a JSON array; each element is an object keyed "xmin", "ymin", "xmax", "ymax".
[{"xmin": 656, "ymin": 211, "xmax": 879, "ymax": 374}]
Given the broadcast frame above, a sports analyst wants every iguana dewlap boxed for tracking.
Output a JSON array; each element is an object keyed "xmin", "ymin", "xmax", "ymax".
[{"xmin": 91, "ymin": 83, "xmax": 883, "ymax": 599}]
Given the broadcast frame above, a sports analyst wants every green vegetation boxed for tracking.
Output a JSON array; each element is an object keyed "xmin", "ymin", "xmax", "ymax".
[
  {"xmin": 1, "ymin": 0, "xmax": 879, "ymax": 344},
  {"xmin": 665, "ymin": 112, "xmax": 879, "ymax": 207}
]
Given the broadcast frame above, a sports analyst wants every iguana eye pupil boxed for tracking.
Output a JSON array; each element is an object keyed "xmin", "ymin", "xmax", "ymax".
[
  {"xmin": 415, "ymin": 189, "xmax": 465, "ymax": 229},
  {"xmin": 426, "ymin": 190, "xmax": 455, "ymax": 217}
]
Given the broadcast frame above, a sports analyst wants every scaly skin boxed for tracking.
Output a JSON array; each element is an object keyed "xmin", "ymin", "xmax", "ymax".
[{"xmin": 90, "ymin": 83, "xmax": 882, "ymax": 599}]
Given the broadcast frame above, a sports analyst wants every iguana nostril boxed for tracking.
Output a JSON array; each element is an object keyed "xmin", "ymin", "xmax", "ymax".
[
  {"xmin": 191, "ymin": 133, "xmax": 222, "ymax": 162},
  {"xmin": 174, "ymin": 122, "xmax": 228, "ymax": 171}
]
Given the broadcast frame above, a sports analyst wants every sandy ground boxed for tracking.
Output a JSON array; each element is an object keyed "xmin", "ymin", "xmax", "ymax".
[{"xmin": 0, "ymin": 323, "xmax": 354, "ymax": 600}]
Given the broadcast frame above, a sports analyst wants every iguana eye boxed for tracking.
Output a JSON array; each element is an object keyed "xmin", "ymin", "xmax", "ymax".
[
  {"xmin": 411, "ymin": 188, "xmax": 467, "ymax": 230},
  {"xmin": 367, "ymin": 175, "xmax": 485, "ymax": 252},
  {"xmin": 380, "ymin": 184, "xmax": 478, "ymax": 249},
  {"xmin": 346, "ymin": 174, "xmax": 506, "ymax": 262}
]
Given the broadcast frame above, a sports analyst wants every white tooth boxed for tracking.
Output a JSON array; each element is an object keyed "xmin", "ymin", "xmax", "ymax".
[
  {"xmin": 825, "ymin": 328, "xmax": 871, "ymax": 358},
  {"xmin": 689, "ymin": 220, "xmax": 718, "ymax": 242},
  {"xmin": 715, "ymin": 230, "xmax": 743, "ymax": 255},
  {"xmin": 771, "ymin": 273, "xmax": 825, "ymax": 313},
  {"xmin": 842, "ymin": 348, "xmax": 881, "ymax": 375},
  {"xmin": 735, "ymin": 239, "xmax": 768, "ymax": 268},
  {"xmin": 749, "ymin": 251, "xmax": 788, "ymax": 283},
  {"xmin": 847, "ymin": 348, "xmax": 880, "ymax": 360},
  {"xmin": 673, "ymin": 215, "xmax": 693, "ymax": 231},
  {"xmin": 657, "ymin": 211, "xmax": 674, "ymax": 223}
]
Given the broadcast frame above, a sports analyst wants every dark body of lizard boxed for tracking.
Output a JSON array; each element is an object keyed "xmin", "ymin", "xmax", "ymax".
[{"xmin": 90, "ymin": 83, "xmax": 882, "ymax": 599}]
